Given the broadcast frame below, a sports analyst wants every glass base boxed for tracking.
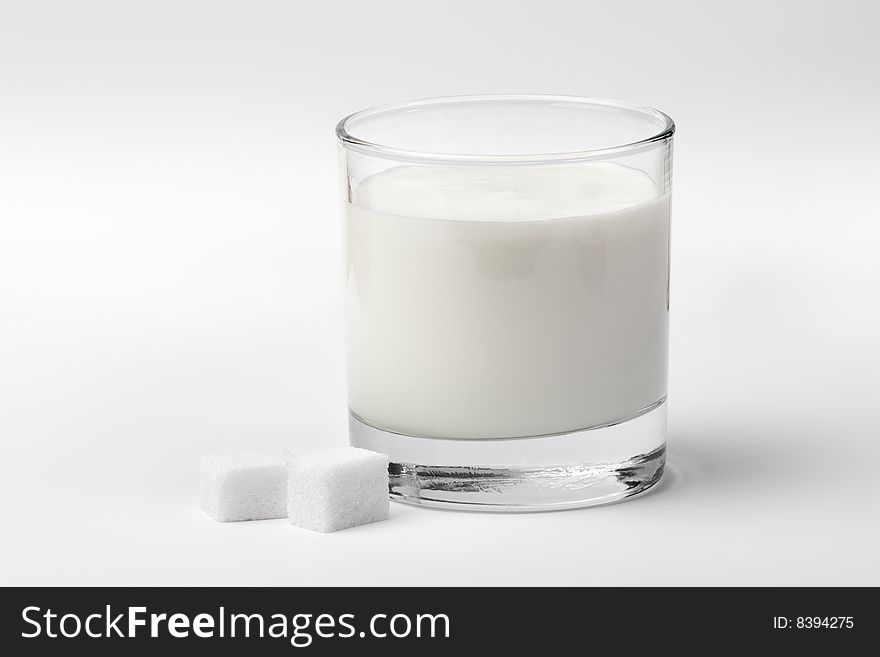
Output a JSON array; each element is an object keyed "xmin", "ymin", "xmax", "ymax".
[{"xmin": 349, "ymin": 399, "xmax": 666, "ymax": 512}]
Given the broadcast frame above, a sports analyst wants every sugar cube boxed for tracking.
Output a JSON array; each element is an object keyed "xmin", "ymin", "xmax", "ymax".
[
  {"xmin": 200, "ymin": 450, "xmax": 290, "ymax": 522},
  {"xmin": 287, "ymin": 447, "xmax": 389, "ymax": 533}
]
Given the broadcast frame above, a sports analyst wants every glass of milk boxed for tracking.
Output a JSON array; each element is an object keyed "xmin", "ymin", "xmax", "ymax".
[{"xmin": 337, "ymin": 95, "xmax": 674, "ymax": 511}]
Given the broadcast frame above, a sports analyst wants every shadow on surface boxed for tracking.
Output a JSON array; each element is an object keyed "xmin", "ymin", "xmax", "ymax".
[{"xmin": 652, "ymin": 429, "xmax": 816, "ymax": 503}]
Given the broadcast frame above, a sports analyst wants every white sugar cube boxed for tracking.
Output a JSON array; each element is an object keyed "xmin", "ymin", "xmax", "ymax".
[
  {"xmin": 287, "ymin": 447, "xmax": 389, "ymax": 533},
  {"xmin": 200, "ymin": 450, "xmax": 291, "ymax": 522}
]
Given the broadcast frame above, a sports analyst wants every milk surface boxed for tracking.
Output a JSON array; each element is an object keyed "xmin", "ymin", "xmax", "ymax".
[{"xmin": 345, "ymin": 163, "xmax": 669, "ymax": 439}]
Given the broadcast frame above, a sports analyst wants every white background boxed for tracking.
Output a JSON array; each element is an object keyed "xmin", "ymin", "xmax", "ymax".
[{"xmin": 2, "ymin": 0, "xmax": 878, "ymax": 585}]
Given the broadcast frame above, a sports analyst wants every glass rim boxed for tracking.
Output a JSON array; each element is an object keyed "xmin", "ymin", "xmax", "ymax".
[{"xmin": 335, "ymin": 94, "xmax": 675, "ymax": 164}]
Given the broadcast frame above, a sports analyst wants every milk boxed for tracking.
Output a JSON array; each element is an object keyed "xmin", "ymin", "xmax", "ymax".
[{"xmin": 345, "ymin": 162, "xmax": 670, "ymax": 440}]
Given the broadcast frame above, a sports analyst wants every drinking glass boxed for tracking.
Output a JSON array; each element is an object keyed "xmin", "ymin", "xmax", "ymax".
[{"xmin": 337, "ymin": 95, "xmax": 674, "ymax": 510}]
